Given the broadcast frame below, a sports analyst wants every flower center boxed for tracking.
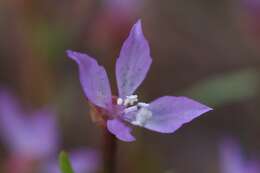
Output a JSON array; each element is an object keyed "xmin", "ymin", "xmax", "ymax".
[
  {"xmin": 117, "ymin": 95, "xmax": 138, "ymax": 106},
  {"xmin": 131, "ymin": 107, "xmax": 153, "ymax": 126},
  {"xmin": 117, "ymin": 95, "xmax": 152, "ymax": 126}
]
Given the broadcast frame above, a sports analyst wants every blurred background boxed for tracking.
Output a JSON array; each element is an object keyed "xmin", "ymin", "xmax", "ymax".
[{"xmin": 0, "ymin": 0, "xmax": 260, "ymax": 173}]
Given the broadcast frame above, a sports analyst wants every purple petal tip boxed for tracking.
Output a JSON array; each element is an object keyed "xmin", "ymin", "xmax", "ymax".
[
  {"xmin": 133, "ymin": 19, "xmax": 143, "ymax": 36},
  {"xmin": 66, "ymin": 50, "xmax": 73, "ymax": 57},
  {"xmin": 66, "ymin": 50, "xmax": 80, "ymax": 62}
]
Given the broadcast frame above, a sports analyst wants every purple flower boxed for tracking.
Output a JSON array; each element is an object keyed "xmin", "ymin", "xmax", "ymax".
[
  {"xmin": 242, "ymin": 0, "xmax": 260, "ymax": 15},
  {"xmin": 219, "ymin": 139, "xmax": 260, "ymax": 173},
  {"xmin": 67, "ymin": 19, "xmax": 212, "ymax": 142},
  {"xmin": 45, "ymin": 149, "xmax": 100, "ymax": 173},
  {"xmin": 103, "ymin": 0, "xmax": 141, "ymax": 14},
  {"xmin": 0, "ymin": 89, "xmax": 59, "ymax": 159},
  {"xmin": 239, "ymin": 0, "xmax": 260, "ymax": 50}
]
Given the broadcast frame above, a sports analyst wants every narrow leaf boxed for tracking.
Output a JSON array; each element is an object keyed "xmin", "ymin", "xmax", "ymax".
[
  {"xmin": 59, "ymin": 151, "xmax": 75, "ymax": 173},
  {"xmin": 183, "ymin": 69, "xmax": 259, "ymax": 107}
]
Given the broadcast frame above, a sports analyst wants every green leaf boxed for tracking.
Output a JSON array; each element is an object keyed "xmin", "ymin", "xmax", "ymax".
[
  {"xmin": 183, "ymin": 69, "xmax": 259, "ymax": 107},
  {"xmin": 59, "ymin": 151, "xmax": 75, "ymax": 173}
]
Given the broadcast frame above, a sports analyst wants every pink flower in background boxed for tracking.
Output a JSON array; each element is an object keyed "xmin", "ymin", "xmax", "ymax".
[
  {"xmin": 242, "ymin": 0, "xmax": 260, "ymax": 21},
  {"xmin": 88, "ymin": 0, "xmax": 143, "ymax": 50},
  {"xmin": 219, "ymin": 138, "xmax": 260, "ymax": 173},
  {"xmin": 0, "ymin": 89, "xmax": 59, "ymax": 159},
  {"xmin": 67, "ymin": 19, "xmax": 212, "ymax": 142},
  {"xmin": 239, "ymin": 0, "xmax": 260, "ymax": 50},
  {"xmin": 103, "ymin": 0, "xmax": 141, "ymax": 15}
]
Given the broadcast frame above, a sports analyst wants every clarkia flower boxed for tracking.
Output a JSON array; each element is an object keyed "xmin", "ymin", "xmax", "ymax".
[
  {"xmin": 103, "ymin": 0, "xmax": 141, "ymax": 15},
  {"xmin": 67, "ymin": 19, "xmax": 212, "ymax": 142},
  {"xmin": 219, "ymin": 139, "xmax": 260, "ymax": 173},
  {"xmin": 89, "ymin": 0, "xmax": 142, "ymax": 51},
  {"xmin": 0, "ymin": 89, "xmax": 59, "ymax": 159},
  {"xmin": 239, "ymin": 0, "xmax": 260, "ymax": 51},
  {"xmin": 0, "ymin": 89, "xmax": 100, "ymax": 173},
  {"xmin": 45, "ymin": 149, "xmax": 100, "ymax": 173},
  {"xmin": 242, "ymin": 0, "xmax": 260, "ymax": 29}
]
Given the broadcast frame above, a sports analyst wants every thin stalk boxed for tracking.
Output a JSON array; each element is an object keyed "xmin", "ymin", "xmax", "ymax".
[{"xmin": 102, "ymin": 127, "xmax": 117, "ymax": 173}]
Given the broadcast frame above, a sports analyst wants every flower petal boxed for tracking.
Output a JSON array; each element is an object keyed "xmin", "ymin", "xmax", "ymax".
[
  {"xmin": 107, "ymin": 119, "xmax": 135, "ymax": 142},
  {"xmin": 141, "ymin": 96, "xmax": 212, "ymax": 133},
  {"xmin": 246, "ymin": 161, "xmax": 260, "ymax": 173},
  {"xmin": 0, "ymin": 90, "xmax": 25, "ymax": 151},
  {"xmin": 27, "ymin": 109, "xmax": 59, "ymax": 158},
  {"xmin": 116, "ymin": 20, "xmax": 152, "ymax": 98},
  {"xmin": 219, "ymin": 139, "xmax": 245, "ymax": 173},
  {"xmin": 0, "ymin": 90, "xmax": 59, "ymax": 158},
  {"xmin": 69, "ymin": 149, "xmax": 100, "ymax": 173},
  {"xmin": 67, "ymin": 50, "xmax": 112, "ymax": 108}
]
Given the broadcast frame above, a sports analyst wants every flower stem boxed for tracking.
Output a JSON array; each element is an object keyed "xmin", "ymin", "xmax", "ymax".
[{"xmin": 102, "ymin": 127, "xmax": 117, "ymax": 173}]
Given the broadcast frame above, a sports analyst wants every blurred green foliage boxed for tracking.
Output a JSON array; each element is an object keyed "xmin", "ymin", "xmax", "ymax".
[{"xmin": 184, "ymin": 69, "xmax": 259, "ymax": 107}]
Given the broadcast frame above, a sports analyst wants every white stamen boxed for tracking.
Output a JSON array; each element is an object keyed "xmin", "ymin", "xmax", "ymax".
[
  {"xmin": 131, "ymin": 108, "xmax": 152, "ymax": 127},
  {"xmin": 137, "ymin": 102, "xmax": 150, "ymax": 108},
  {"xmin": 117, "ymin": 98, "xmax": 123, "ymax": 105},
  {"xmin": 124, "ymin": 106, "xmax": 138, "ymax": 114},
  {"xmin": 123, "ymin": 100, "xmax": 129, "ymax": 106},
  {"xmin": 123, "ymin": 95, "xmax": 138, "ymax": 106},
  {"xmin": 127, "ymin": 95, "xmax": 138, "ymax": 99}
]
